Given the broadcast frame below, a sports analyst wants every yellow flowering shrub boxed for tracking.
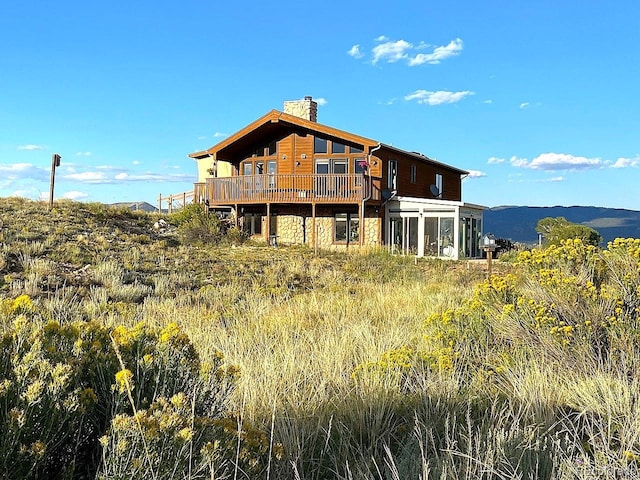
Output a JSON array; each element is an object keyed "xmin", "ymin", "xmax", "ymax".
[
  {"xmin": 98, "ymin": 395, "xmax": 277, "ymax": 480},
  {"xmin": 0, "ymin": 296, "xmax": 254, "ymax": 479}
]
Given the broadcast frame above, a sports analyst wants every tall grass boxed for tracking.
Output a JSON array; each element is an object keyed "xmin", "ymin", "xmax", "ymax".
[{"xmin": 1, "ymin": 199, "xmax": 640, "ymax": 479}]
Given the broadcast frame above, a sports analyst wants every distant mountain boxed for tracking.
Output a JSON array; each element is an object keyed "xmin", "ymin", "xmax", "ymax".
[
  {"xmin": 110, "ymin": 201, "xmax": 158, "ymax": 213},
  {"xmin": 483, "ymin": 206, "xmax": 640, "ymax": 245}
]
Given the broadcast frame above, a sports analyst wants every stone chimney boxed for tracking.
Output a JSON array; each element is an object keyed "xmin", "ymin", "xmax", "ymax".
[{"xmin": 283, "ymin": 96, "xmax": 318, "ymax": 122}]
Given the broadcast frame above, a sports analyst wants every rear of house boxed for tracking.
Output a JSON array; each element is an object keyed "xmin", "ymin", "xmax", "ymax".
[{"xmin": 189, "ymin": 97, "xmax": 485, "ymax": 259}]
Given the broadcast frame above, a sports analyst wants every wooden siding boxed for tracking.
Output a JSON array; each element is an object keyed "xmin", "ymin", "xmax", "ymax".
[
  {"xmin": 378, "ymin": 149, "xmax": 462, "ymax": 201},
  {"xmin": 190, "ymin": 110, "xmax": 464, "ymax": 204}
]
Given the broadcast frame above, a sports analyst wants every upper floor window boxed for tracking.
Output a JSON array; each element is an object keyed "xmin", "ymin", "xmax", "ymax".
[
  {"xmin": 435, "ymin": 173, "xmax": 443, "ymax": 197},
  {"xmin": 410, "ymin": 164, "xmax": 417, "ymax": 183},
  {"xmin": 314, "ymin": 137, "xmax": 328, "ymax": 153},
  {"xmin": 332, "ymin": 142, "xmax": 346, "ymax": 154},
  {"xmin": 388, "ymin": 160, "xmax": 398, "ymax": 190},
  {"xmin": 354, "ymin": 158, "xmax": 367, "ymax": 174},
  {"xmin": 254, "ymin": 140, "xmax": 278, "ymax": 157},
  {"xmin": 314, "ymin": 137, "xmax": 363, "ymax": 155}
]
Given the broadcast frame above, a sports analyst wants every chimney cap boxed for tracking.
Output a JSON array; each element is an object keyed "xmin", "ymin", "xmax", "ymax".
[{"xmin": 304, "ymin": 96, "xmax": 313, "ymax": 101}]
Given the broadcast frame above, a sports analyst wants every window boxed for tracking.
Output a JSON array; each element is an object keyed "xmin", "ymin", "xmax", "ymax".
[
  {"xmin": 253, "ymin": 141, "xmax": 277, "ymax": 157},
  {"xmin": 315, "ymin": 160, "xmax": 330, "ymax": 174},
  {"xmin": 314, "ymin": 137, "xmax": 328, "ymax": 153},
  {"xmin": 243, "ymin": 163, "xmax": 253, "ymax": 175},
  {"xmin": 388, "ymin": 160, "xmax": 398, "ymax": 189},
  {"xmin": 334, "ymin": 213, "xmax": 359, "ymax": 244},
  {"xmin": 267, "ymin": 161, "xmax": 276, "ymax": 189},
  {"xmin": 410, "ymin": 164, "xmax": 417, "ymax": 183},
  {"xmin": 435, "ymin": 173, "xmax": 443, "ymax": 197},
  {"xmin": 244, "ymin": 214, "xmax": 262, "ymax": 235},
  {"xmin": 354, "ymin": 158, "xmax": 367, "ymax": 174},
  {"xmin": 332, "ymin": 142, "xmax": 346, "ymax": 154},
  {"xmin": 424, "ymin": 216, "xmax": 455, "ymax": 257},
  {"xmin": 350, "ymin": 145, "xmax": 364, "ymax": 153},
  {"xmin": 333, "ymin": 160, "xmax": 347, "ymax": 174}
]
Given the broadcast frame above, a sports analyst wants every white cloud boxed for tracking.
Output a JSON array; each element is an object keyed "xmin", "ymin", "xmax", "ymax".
[
  {"xmin": 213, "ymin": 132, "xmax": 228, "ymax": 138},
  {"xmin": 132, "ymin": 160, "xmax": 141, "ymax": 165},
  {"xmin": 347, "ymin": 45, "xmax": 364, "ymax": 59},
  {"xmin": 0, "ymin": 163, "xmax": 49, "ymax": 184},
  {"xmin": 483, "ymin": 100, "xmax": 493, "ymax": 104},
  {"xmin": 510, "ymin": 152, "xmax": 602, "ymax": 171},
  {"xmin": 354, "ymin": 37, "xmax": 463, "ymax": 66},
  {"xmin": 315, "ymin": 97, "xmax": 328, "ymax": 106},
  {"xmin": 466, "ymin": 170, "xmax": 486, "ymax": 178},
  {"xmin": 548, "ymin": 176, "xmax": 564, "ymax": 182},
  {"xmin": 12, "ymin": 189, "xmax": 40, "ymax": 199},
  {"xmin": 520, "ymin": 102, "xmax": 530, "ymax": 109},
  {"xmin": 408, "ymin": 38, "xmax": 463, "ymax": 66},
  {"xmin": 114, "ymin": 172, "xmax": 193, "ymax": 183},
  {"xmin": 405, "ymin": 90, "xmax": 474, "ymax": 106},
  {"xmin": 610, "ymin": 157, "xmax": 640, "ymax": 168},
  {"xmin": 0, "ymin": 163, "xmax": 34, "ymax": 174},
  {"xmin": 63, "ymin": 191, "xmax": 89, "ymax": 200},
  {"xmin": 372, "ymin": 39, "xmax": 413, "ymax": 64},
  {"xmin": 75, "ymin": 151, "xmax": 92, "ymax": 157},
  {"xmin": 63, "ymin": 171, "xmax": 109, "ymax": 183},
  {"xmin": 509, "ymin": 156, "xmax": 529, "ymax": 167},
  {"xmin": 487, "ymin": 157, "xmax": 505, "ymax": 164},
  {"xmin": 17, "ymin": 144, "xmax": 45, "ymax": 151}
]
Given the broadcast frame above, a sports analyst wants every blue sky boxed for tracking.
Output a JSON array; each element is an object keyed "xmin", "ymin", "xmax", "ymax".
[{"xmin": 1, "ymin": 0, "xmax": 639, "ymax": 209}]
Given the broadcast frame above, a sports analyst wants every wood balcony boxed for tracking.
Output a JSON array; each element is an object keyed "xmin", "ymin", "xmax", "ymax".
[{"xmin": 194, "ymin": 174, "xmax": 380, "ymax": 206}]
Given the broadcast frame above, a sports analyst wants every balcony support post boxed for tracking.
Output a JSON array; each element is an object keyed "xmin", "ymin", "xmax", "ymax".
[
  {"xmin": 312, "ymin": 202, "xmax": 317, "ymax": 254},
  {"xmin": 358, "ymin": 202, "xmax": 363, "ymax": 248},
  {"xmin": 265, "ymin": 202, "xmax": 271, "ymax": 244}
]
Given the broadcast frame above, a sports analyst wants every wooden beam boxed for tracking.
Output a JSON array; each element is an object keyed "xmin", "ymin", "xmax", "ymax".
[
  {"xmin": 358, "ymin": 202, "xmax": 363, "ymax": 248},
  {"xmin": 312, "ymin": 203, "xmax": 317, "ymax": 254},
  {"xmin": 266, "ymin": 203, "xmax": 271, "ymax": 244}
]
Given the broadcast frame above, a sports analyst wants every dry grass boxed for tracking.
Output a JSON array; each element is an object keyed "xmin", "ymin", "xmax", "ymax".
[{"xmin": 2, "ymin": 198, "xmax": 639, "ymax": 479}]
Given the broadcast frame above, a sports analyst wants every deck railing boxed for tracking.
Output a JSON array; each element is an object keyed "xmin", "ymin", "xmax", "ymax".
[
  {"xmin": 157, "ymin": 190, "xmax": 194, "ymax": 213},
  {"xmin": 195, "ymin": 174, "xmax": 378, "ymax": 205}
]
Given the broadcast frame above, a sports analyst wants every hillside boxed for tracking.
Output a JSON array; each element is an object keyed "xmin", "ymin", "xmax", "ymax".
[
  {"xmin": 484, "ymin": 205, "xmax": 640, "ymax": 244},
  {"xmin": 2, "ymin": 197, "xmax": 640, "ymax": 479}
]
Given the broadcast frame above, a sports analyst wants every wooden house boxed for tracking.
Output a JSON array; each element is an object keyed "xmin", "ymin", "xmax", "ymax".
[{"xmin": 189, "ymin": 97, "xmax": 485, "ymax": 259}]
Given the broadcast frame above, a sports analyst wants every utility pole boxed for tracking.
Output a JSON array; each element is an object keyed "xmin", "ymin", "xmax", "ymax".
[{"xmin": 49, "ymin": 153, "xmax": 61, "ymax": 210}]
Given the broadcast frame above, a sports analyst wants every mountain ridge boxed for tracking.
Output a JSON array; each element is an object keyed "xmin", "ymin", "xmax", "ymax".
[{"xmin": 483, "ymin": 205, "xmax": 640, "ymax": 245}]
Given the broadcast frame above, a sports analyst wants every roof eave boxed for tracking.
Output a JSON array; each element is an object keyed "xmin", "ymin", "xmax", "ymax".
[{"xmin": 380, "ymin": 143, "xmax": 468, "ymax": 175}]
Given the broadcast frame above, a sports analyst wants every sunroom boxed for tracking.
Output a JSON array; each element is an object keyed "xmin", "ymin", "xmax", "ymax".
[{"xmin": 385, "ymin": 197, "xmax": 485, "ymax": 259}]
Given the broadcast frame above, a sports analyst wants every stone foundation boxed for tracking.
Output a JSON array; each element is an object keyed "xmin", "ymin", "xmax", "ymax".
[{"xmin": 254, "ymin": 214, "xmax": 381, "ymax": 250}]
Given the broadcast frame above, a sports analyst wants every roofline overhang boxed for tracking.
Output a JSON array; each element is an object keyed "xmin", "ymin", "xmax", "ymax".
[
  {"xmin": 379, "ymin": 143, "xmax": 468, "ymax": 175},
  {"xmin": 189, "ymin": 110, "xmax": 379, "ymax": 160},
  {"xmin": 188, "ymin": 111, "xmax": 468, "ymax": 177}
]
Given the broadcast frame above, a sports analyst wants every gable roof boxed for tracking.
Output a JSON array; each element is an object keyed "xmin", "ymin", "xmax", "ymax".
[
  {"xmin": 190, "ymin": 110, "xmax": 377, "ymax": 161},
  {"xmin": 189, "ymin": 109, "xmax": 468, "ymax": 175}
]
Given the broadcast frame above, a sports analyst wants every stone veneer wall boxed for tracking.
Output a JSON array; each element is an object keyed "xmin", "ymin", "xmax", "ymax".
[
  {"xmin": 276, "ymin": 215, "xmax": 306, "ymax": 244},
  {"xmin": 270, "ymin": 214, "xmax": 380, "ymax": 249}
]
